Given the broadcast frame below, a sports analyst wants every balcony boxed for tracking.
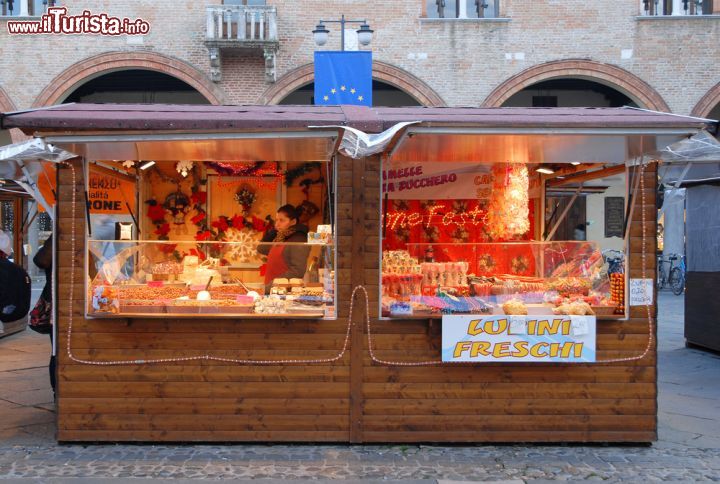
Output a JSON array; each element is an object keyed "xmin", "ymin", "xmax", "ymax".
[{"xmin": 204, "ymin": 5, "xmax": 279, "ymax": 83}]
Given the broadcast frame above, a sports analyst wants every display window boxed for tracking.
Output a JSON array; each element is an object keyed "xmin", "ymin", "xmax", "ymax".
[
  {"xmin": 380, "ymin": 160, "xmax": 628, "ymax": 319},
  {"xmin": 84, "ymin": 159, "xmax": 336, "ymax": 319}
]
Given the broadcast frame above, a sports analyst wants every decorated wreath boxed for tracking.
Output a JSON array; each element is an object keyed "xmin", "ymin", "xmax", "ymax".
[{"xmin": 234, "ymin": 186, "xmax": 256, "ymax": 211}]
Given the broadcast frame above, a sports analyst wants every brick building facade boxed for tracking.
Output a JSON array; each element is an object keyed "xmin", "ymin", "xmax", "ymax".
[{"xmin": 0, "ymin": 1, "xmax": 719, "ymax": 117}]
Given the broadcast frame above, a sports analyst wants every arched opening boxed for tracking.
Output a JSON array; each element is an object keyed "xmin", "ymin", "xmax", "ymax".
[
  {"xmin": 63, "ymin": 69, "xmax": 211, "ymax": 104},
  {"xmin": 708, "ymin": 101, "xmax": 720, "ymax": 121},
  {"xmin": 483, "ymin": 60, "xmax": 668, "ymax": 111},
  {"xmin": 278, "ymin": 79, "xmax": 422, "ymax": 106},
  {"xmin": 501, "ymin": 79, "xmax": 636, "ymax": 108},
  {"xmin": 33, "ymin": 52, "xmax": 225, "ymax": 107}
]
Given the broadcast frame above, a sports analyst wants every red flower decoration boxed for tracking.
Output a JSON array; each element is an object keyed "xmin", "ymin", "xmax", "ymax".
[
  {"xmin": 189, "ymin": 248, "xmax": 207, "ymax": 261},
  {"xmin": 191, "ymin": 191, "xmax": 207, "ymax": 205},
  {"xmin": 154, "ymin": 223, "xmax": 170, "ymax": 237},
  {"xmin": 211, "ymin": 217, "xmax": 229, "ymax": 232},
  {"xmin": 190, "ymin": 212, "xmax": 206, "ymax": 225},
  {"xmin": 158, "ymin": 243, "xmax": 177, "ymax": 254},
  {"xmin": 195, "ymin": 230, "xmax": 213, "ymax": 241},
  {"xmin": 147, "ymin": 204, "xmax": 166, "ymax": 223},
  {"xmin": 231, "ymin": 214, "xmax": 246, "ymax": 230},
  {"xmin": 251, "ymin": 215, "xmax": 267, "ymax": 232}
]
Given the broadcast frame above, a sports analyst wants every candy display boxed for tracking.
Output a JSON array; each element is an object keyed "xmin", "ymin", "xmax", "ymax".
[
  {"xmin": 150, "ymin": 261, "xmax": 183, "ymax": 281},
  {"xmin": 610, "ymin": 272, "xmax": 625, "ymax": 313},
  {"xmin": 546, "ymin": 277, "xmax": 593, "ymax": 297},
  {"xmin": 86, "ymin": 240, "xmax": 335, "ymax": 318},
  {"xmin": 502, "ymin": 298, "xmax": 528, "ymax": 315},
  {"xmin": 91, "ymin": 286, "xmax": 119, "ymax": 313},
  {"xmin": 380, "ymin": 241, "xmax": 622, "ymax": 318},
  {"xmin": 552, "ymin": 300, "xmax": 594, "ymax": 316}
]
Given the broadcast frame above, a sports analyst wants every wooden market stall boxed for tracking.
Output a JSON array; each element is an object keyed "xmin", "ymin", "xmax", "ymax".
[{"xmin": 0, "ymin": 104, "xmax": 714, "ymax": 443}]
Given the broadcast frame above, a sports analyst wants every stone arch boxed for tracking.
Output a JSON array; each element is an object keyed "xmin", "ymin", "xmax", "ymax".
[
  {"xmin": 483, "ymin": 59, "xmax": 669, "ymax": 112},
  {"xmin": 258, "ymin": 60, "xmax": 446, "ymax": 106},
  {"xmin": 691, "ymin": 82, "xmax": 720, "ymax": 118},
  {"xmin": 0, "ymin": 87, "xmax": 29, "ymax": 143},
  {"xmin": 33, "ymin": 51, "xmax": 226, "ymax": 107},
  {"xmin": 0, "ymin": 85, "xmax": 16, "ymax": 112}
]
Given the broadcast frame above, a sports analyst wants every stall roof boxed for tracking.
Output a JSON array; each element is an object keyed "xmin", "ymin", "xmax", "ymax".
[
  {"xmin": 1, "ymin": 104, "xmax": 713, "ymax": 134},
  {"xmin": 0, "ymin": 103, "xmax": 383, "ymax": 133},
  {"xmin": 1, "ymin": 104, "xmax": 715, "ymax": 164},
  {"xmin": 371, "ymin": 106, "xmax": 715, "ymax": 132}
]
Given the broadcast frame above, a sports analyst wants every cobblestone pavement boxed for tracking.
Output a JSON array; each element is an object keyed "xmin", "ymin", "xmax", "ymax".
[{"xmin": 0, "ymin": 292, "xmax": 718, "ymax": 483}]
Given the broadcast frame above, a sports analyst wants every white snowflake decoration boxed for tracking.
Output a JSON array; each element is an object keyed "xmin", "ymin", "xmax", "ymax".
[
  {"xmin": 122, "ymin": 160, "xmax": 136, "ymax": 169},
  {"xmin": 176, "ymin": 160, "xmax": 194, "ymax": 178},
  {"xmin": 223, "ymin": 228, "xmax": 260, "ymax": 263}
]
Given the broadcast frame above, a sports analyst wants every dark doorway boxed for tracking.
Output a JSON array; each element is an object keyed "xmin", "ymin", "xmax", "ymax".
[
  {"xmin": 63, "ymin": 70, "xmax": 210, "ymax": 104},
  {"xmin": 503, "ymin": 79, "xmax": 636, "ymax": 108}
]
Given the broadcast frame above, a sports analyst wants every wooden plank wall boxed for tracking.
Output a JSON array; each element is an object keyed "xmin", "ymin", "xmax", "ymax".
[
  {"xmin": 56, "ymin": 157, "xmax": 355, "ymax": 442},
  {"xmin": 356, "ymin": 161, "xmax": 658, "ymax": 443},
  {"xmin": 56, "ymin": 156, "xmax": 657, "ymax": 443}
]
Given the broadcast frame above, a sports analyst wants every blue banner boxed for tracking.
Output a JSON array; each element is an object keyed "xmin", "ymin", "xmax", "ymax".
[{"xmin": 314, "ymin": 51, "xmax": 372, "ymax": 106}]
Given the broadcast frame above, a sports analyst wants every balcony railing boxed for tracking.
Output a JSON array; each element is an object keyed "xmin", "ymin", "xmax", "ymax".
[
  {"xmin": 204, "ymin": 5, "xmax": 279, "ymax": 83},
  {"xmin": 640, "ymin": 0, "xmax": 716, "ymax": 16},
  {"xmin": 424, "ymin": 0, "xmax": 501, "ymax": 19},
  {"xmin": 206, "ymin": 5, "xmax": 278, "ymax": 42}
]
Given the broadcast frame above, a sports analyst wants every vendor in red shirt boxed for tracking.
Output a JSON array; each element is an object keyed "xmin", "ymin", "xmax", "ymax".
[{"xmin": 257, "ymin": 204, "xmax": 310, "ymax": 292}]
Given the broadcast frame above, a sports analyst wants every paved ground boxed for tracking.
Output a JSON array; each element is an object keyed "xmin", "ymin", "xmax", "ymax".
[{"xmin": 0, "ymin": 291, "xmax": 718, "ymax": 482}]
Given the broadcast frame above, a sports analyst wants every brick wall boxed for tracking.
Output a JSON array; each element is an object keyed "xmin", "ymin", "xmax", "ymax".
[{"xmin": 0, "ymin": 0, "xmax": 718, "ymax": 114}]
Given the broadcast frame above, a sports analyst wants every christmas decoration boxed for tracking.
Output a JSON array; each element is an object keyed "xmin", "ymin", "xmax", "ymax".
[
  {"xmin": 206, "ymin": 161, "xmax": 266, "ymax": 177},
  {"xmin": 285, "ymin": 162, "xmax": 321, "ymax": 186},
  {"xmin": 145, "ymin": 199, "xmax": 167, "ymax": 225},
  {"xmin": 122, "ymin": 160, "xmax": 136, "ymax": 169},
  {"xmin": 176, "ymin": 160, "xmax": 194, "ymax": 177},
  {"xmin": 223, "ymin": 227, "xmax": 261, "ymax": 263},
  {"xmin": 511, "ymin": 255, "xmax": 530, "ymax": 274},
  {"xmin": 234, "ymin": 186, "xmax": 256, "ymax": 211},
  {"xmin": 485, "ymin": 163, "xmax": 530, "ymax": 240},
  {"xmin": 163, "ymin": 190, "xmax": 191, "ymax": 225}
]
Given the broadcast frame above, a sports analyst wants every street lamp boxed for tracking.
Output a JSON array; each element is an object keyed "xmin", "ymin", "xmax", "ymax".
[{"xmin": 312, "ymin": 14, "xmax": 373, "ymax": 51}]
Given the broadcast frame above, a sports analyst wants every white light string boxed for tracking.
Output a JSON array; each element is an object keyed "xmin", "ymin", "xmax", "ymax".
[
  {"xmin": 362, "ymin": 159, "xmax": 655, "ymax": 366},
  {"xmin": 63, "ymin": 160, "xmax": 353, "ymax": 366},
  {"xmin": 63, "ymin": 159, "xmax": 654, "ymax": 367}
]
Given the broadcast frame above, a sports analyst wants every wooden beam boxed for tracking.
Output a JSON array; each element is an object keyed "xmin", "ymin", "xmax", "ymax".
[
  {"xmin": 349, "ymin": 153, "xmax": 365, "ymax": 444},
  {"xmin": 540, "ymin": 163, "xmax": 604, "ymax": 183},
  {"xmin": 544, "ymin": 183, "xmax": 583, "ymax": 242},
  {"xmin": 548, "ymin": 164, "xmax": 626, "ymax": 187}
]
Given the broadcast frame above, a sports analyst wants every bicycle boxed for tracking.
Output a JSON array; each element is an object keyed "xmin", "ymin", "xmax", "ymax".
[
  {"xmin": 657, "ymin": 253, "xmax": 685, "ymax": 295},
  {"xmin": 670, "ymin": 254, "xmax": 686, "ymax": 295}
]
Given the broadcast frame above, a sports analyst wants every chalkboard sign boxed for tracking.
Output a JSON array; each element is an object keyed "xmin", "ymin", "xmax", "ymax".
[{"xmin": 604, "ymin": 197, "xmax": 625, "ymax": 238}]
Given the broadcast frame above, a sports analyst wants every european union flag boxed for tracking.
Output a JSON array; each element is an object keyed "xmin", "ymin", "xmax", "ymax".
[{"xmin": 314, "ymin": 51, "xmax": 372, "ymax": 106}]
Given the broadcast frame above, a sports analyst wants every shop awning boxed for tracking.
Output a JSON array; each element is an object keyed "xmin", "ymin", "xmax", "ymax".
[
  {"xmin": 372, "ymin": 107, "xmax": 716, "ymax": 164},
  {"xmin": 0, "ymin": 138, "xmax": 77, "ymax": 217},
  {"xmin": 1, "ymin": 104, "xmax": 715, "ymax": 164},
  {"xmin": 0, "ymin": 104, "xmax": 358, "ymax": 162},
  {"xmin": 39, "ymin": 131, "xmax": 341, "ymax": 162}
]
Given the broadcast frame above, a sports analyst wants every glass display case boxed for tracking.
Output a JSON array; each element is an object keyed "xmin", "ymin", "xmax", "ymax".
[
  {"xmin": 86, "ymin": 240, "xmax": 336, "ymax": 318},
  {"xmin": 381, "ymin": 241, "xmax": 624, "ymax": 318}
]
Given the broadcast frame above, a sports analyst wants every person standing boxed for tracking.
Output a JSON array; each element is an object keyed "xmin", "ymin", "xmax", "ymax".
[
  {"xmin": 0, "ymin": 231, "xmax": 31, "ymax": 324},
  {"xmin": 257, "ymin": 205, "xmax": 310, "ymax": 291},
  {"xmin": 32, "ymin": 235, "xmax": 55, "ymax": 397}
]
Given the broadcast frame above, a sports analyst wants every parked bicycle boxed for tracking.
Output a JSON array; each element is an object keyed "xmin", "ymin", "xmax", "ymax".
[{"xmin": 657, "ymin": 253, "xmax": 685, "ymax": 295}]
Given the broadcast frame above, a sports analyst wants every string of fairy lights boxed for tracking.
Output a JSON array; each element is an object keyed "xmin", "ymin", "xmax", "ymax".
[{"xmin": 60, "ymin": 159, "xmax": 655, "ymax": 366}]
